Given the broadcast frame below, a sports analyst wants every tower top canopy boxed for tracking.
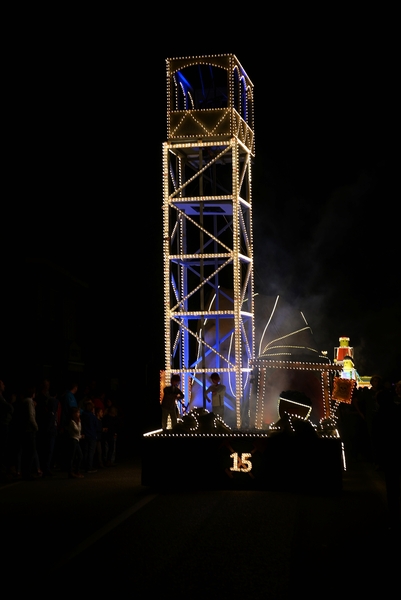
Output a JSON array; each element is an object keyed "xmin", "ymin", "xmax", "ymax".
[
  {"xmin": 165, "ymin": 53, "xmax": 254, "ymax": 152},
  {"xmin": 166, "ymin": 54, "xmax": 253, "ymax": 87}
]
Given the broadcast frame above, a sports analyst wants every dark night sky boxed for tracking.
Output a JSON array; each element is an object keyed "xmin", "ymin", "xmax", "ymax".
[{"xmin": 3, "ymin": 15, "xmax": 399, "ymax": 386}]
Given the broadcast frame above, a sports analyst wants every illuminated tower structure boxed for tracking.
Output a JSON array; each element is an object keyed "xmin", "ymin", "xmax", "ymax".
[{"xmin": 163, "ymin": 54, "xmax": 255, "ymax": 429}]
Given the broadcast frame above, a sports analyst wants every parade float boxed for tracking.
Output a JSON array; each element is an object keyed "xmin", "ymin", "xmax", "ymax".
[{"xmin": 141, "ymin": 54, "xmax": 348, "ymax": 493}]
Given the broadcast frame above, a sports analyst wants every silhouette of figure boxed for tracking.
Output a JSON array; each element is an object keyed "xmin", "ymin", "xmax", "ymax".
[
  {"xmin": 35, "ymin": 378, "xmax": 59, "ymax": 476},
  {"xmin": 81, "ymin": 400, "xmax": 98, "ymax": 472},
  {"xmin": 375, "ymin": 387, "xmax": 401, "ymax": 532},
  {"xmin": 161, "ymin": 374, "xmax": 184, "ymax": 430},
  {"xmin": 60, "ymin": 381, "xmax": 80, "ymax": 431},
  {"xmin": 360, "ymin": 375, "xmax": 383, "ymax": 463},
  {"xmin": 14, "ymin": 383, "xmax": 39, "ymax": 479},
  {"xmin": 205, "ymin": 373, "xmax": 227, "ymax": 420},
  {"xmin": 94, "ymin": 406, "xmax": 105, "ymax": 468},
  {"xmin": 65, "ymin": 407, "xmax": 84, "ymax": 479},
  {"xmin": 338, "ymin": 385, "xmax": 370, "ymax": 464},
  {"xmin": 102, "ymin": 405, "xmax": 119, "ymax": 465},
  {"xmin": 0, "ymin": 378, "xmax": 14, "ymax": 477}
]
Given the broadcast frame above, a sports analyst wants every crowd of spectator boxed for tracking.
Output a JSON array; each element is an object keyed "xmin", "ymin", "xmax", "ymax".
[{"xmin": 0, "ymin": 376, "xmax": 121, "ymax": 481}]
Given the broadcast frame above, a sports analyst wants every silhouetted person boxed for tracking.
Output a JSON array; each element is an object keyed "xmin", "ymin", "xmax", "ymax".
[
  {"xmin": 395, "ymin": 380, "xmax": 401, "ymax": 405},
  {"xmin": 375, "ymin": 387, "xmax": 401, "ymax": 532},
  {"xmin": 35, "ymin": 378, "xmax": 59, "ymax": 476},
  {"xmin": 60, "ymin": 381, "xmax": 79, "ymax": 431},
  {"xmin": 205, "ymin": 373, "xmax": 226, "ymax": 420},
  {"xmin": 94, "ymin": 406, "xmax": 105, "ymax": 468},
  {"xmin": 161, "ymin": 374, "xmax": 184, "ymax": 430},
  {"xmin": 81, "ymin": 400, "xmax": 98, "ymax": 473},
  {"xmin": 338, "ymin": 385, "xmax": 370, "ymax": 464},
  {"xmin": 102, "ymin": 405, "xmax": 119, "ymax": 465},
  {"xmin": 360, "ymin": 375, "xmax": 383, "ymax": 464},
  {"xmin": 65, "ymin": 407, "xmax": 84, "ymax": 479},
  {"xmin": 58, "ymin": 381, "xmax": 79, "ymax": 470},
  {"xmin": 0, "ymin": 378, "xmax": 14, "ymax": 477},
  {"xmin": 14, "ymin": 383, "xmax": 39, "ymax": 479}
]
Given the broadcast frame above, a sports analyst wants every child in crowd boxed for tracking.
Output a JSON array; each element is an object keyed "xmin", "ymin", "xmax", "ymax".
[
  {"xmin": 95, "ymin": 406, "xmax": 106, "ymax": 468},
  {"xmin": 81, "ymin": 400, "xmax": 98, "ymax": 473},
  {"xmin": 65, "ymin": 407, "xmax": 84, "ymax": 479}
]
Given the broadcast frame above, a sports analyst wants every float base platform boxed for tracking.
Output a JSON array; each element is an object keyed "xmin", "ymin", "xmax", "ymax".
[{"xmin": 141, "ymin": 433, "xmax": 344, "ymax": 494}]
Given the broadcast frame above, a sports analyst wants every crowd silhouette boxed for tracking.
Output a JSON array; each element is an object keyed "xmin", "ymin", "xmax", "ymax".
[{"xmin": 0, "ymin": 376, "xmax": 121, "ymax": 481}]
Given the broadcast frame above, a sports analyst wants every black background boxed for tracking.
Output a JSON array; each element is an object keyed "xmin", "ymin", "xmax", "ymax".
[{"xmin": 2, "ymin": 12, "xmax": 398, "ymax": 402}]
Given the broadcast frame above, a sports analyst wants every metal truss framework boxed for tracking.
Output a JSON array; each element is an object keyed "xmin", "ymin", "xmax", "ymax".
[{"xmin": 163, "ymin": 55, "xmax": 255, "ymax": 428}]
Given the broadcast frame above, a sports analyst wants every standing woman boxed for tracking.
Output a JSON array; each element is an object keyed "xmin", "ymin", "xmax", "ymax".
[
  {"xmin": 65, "ymin": 407, "xmax": 84, "ymax": 479},
  {"xmin": 17, "ymin": 383, "xmax": 39, "ymax": 479},
  {"xmin": 80, "ymin": 400, "xmax": 98, "ymax": 473}
]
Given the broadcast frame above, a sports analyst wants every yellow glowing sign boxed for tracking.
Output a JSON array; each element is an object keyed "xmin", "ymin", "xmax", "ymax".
[{"xmin": 230, "ymin": 452, "xmax": 253, "ymax": 473}]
